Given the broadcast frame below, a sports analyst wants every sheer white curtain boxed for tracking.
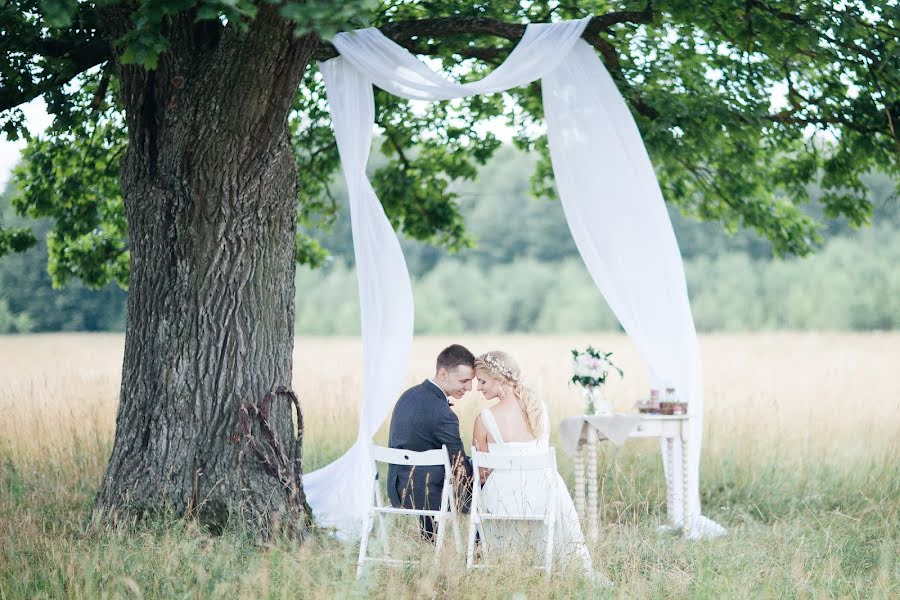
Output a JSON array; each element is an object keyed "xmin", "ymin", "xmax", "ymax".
[{"xmin": 304, "ymin": 17, "xmax": 725, "ymax": 539}]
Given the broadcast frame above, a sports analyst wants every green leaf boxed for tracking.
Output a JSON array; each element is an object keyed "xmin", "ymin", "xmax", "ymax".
[
  {"xmin": 39, "ymin": 0, "xmax": 77, "ymax": 27},
  {"xmin": 0, "ymin": 226, "xmax": 37, "ymax": 256},
  {"xmin": 295, "ymin": 232, "xmax": 330, "ymax": 268}
]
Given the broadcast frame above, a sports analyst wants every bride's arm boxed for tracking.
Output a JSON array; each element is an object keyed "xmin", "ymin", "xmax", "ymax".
[{"xmin": 472, "ymin": 415, "xmax": 491, "ymax": 483}]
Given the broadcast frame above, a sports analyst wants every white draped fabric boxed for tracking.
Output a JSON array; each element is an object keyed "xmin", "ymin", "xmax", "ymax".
[{"xmin": 304, "ymin": 17, "xmax": 725, "ymax": 539}]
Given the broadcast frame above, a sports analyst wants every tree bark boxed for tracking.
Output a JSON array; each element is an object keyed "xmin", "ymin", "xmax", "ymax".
[{"xmin": 95, "ymin": 8, "xmax": 316, "ymax": 536}]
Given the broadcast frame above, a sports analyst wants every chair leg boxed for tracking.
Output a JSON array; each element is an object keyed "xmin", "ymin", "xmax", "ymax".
[
  {"xmin": 448, "ymin": 486, "xmax": 462, "ymax": 554},
  {"xmin": 374, "ymin": 486, "xmax": 390, "ymax": 557},
  {"xmin": 466, "ymin": 515, "xmax": 478, "ymax": 570},
  {"xmin": 375, "ymin": 514, "xmax": 390, "ymax": 558},
  {"xmin": 434, "ymin": 514, "xmax": 447, "ymax": 561},
  {"xmin": 357, "ymin": 511, "xmax": 374, "ymax": 578},
  {"xmin": 544, "ymin": 517, "xmax": 555, "ymax": 577},
  {"xmin": 452, "ymin": 513, "xmax": 462, "ymax": 555},
  {"xmin": 434, "ymin": 480, "xmax": 451, "ymax": 560}
]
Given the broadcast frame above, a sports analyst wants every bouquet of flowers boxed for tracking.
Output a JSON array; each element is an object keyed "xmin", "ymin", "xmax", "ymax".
[
  {"xmin": 571, "ymin": 346, "xmax": 623, "ymax": 387},
  {"xmin": 571, "ymin": 347, "xmax": 623, "ymax": 415}
]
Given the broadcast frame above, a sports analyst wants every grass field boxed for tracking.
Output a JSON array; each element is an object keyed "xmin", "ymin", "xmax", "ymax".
[{"xmin": 1, "ymin": 332, "xmax": 898, "ymax": 598}]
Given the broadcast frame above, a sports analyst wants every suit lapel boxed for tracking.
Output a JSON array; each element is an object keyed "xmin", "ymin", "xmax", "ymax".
[{"xmin": 422, "ymin": 379, "xmax": 449, "ymax": 406}]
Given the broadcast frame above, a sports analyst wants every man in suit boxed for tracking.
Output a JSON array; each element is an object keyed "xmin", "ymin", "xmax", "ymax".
[{"xmin": 387, "ymin": 344, "xmax": 475, "ymax": 541}]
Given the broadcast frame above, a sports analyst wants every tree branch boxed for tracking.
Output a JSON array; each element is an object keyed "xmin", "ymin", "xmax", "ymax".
[
  {"xmin": 384, "ymin": 128, "xmax": 412, "ymax": 170},
  {"xmin": 311, "ymin": 9, "xmax": 660, "ymax": 120},
  {"xmin": 754, "ymin": 3, "xmax": 882, "ymax": 64},
  {"xmin": 312, "ymin": 9, "xmax": 654, "ymax": 61},
  {"xmin": 3, "ymin": 9, "xmax": 657, "ymax": 116},
  {"xmin": 398, "ymin": 40, "xmax": 507, "ymax": 64},
  {"xmin": 0, "ymin": 38, "xmax": 111, "ymax": 112}
]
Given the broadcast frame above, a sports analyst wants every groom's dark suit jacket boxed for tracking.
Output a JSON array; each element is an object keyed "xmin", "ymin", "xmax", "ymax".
[{"xmin": 387, "ymin": 380, "xmax": 472, "ymax": 513}]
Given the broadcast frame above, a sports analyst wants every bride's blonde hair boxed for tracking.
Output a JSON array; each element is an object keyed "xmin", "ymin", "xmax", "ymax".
[{"xmin": 474, "ymin": 351, "xmax": 543, "ymax": 437}]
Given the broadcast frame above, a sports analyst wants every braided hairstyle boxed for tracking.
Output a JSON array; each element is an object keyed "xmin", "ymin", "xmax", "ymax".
[{"xmin": 474, "ymin": 351, "xmax": 544, "ymax": 438}]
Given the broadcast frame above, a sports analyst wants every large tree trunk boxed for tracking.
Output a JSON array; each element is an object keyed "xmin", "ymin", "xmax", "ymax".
[{"xmin": 96, "ymin": 9, "xmax": 316, "ymax": 536}]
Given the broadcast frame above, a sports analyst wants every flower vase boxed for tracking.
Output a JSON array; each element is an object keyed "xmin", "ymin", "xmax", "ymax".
[{"xmin": 582, "ymin": 385, "xmax": 613, "ymax": 416}]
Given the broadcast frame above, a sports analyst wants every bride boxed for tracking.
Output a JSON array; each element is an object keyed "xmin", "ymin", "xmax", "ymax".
[{"xmin": 472, "ymin": 351, "xmax": 594, "ymax": 575}]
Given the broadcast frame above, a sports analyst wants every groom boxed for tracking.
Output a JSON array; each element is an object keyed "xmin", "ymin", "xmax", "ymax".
[{"xmin": 387, "ymin": 344, "xmax": 475, "ymax": 541}]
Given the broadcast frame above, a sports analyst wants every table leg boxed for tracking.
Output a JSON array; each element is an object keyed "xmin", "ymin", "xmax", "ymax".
[
  {"xmin": 665, "ymin": 437, "xmax": 675, "ymax": 527},
  {"xmin": 575, "ymin": 438, "xmax": 585, "ymax": 519},
  {"xmin": 682, "ymin": 422, "xmax": 691, "ymax": 535},
  {"xmin": 587, "ymin": 427, "xmax": 599, "ymax": 543}
]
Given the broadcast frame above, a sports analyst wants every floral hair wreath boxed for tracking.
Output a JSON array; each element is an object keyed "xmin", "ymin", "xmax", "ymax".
[{"xmin": 481, "ymin": 353, "xmax": 520, "ymax": 384}]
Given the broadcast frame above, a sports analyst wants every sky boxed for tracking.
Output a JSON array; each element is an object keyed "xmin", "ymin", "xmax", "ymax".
[{"xmin": 0, "ymin": 97, "xmax": 54, "ymax": 190}]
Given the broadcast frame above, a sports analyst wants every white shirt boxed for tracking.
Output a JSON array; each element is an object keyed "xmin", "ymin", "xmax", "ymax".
[{"xmin": 427, "ymin": 378, "xmax": 452, "ymax": 405}]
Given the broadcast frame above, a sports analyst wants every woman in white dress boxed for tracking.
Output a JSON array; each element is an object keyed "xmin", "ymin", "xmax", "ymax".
[{"xmin": 472, "ymin": 351, "xmax": 594, "ymax": 575}]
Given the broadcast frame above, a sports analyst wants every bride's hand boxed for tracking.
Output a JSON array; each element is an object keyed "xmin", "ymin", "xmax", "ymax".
[{"xmin": 479, "ymin": 468, "xmax": 492, "ymax": 485}]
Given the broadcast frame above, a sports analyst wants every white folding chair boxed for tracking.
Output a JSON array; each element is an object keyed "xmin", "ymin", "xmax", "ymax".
[
  {"xmin": 357, "ymin": 444, "xmax": 462, "ymax": 577},
  {"xmin": 466, "ymin": 447, "xmax": 559, "ymax": 576}
]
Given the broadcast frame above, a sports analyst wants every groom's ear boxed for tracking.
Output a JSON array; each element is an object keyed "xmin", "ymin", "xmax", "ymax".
[{"xmin": 436, "ymin": 366, "xmax": 448, "ymax": 381}]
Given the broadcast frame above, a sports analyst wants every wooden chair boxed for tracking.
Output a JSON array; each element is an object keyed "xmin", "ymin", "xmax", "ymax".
[
  {"xmin": 466, "ymin": 447, "xmax": 559, "ymax": 576},
  {"xmin": 357, "ymin": 444, "xmax": 462, "ymax": 577}
]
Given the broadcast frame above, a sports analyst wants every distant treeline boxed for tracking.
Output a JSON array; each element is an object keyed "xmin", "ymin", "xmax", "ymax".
[
  {"xmin": 2, "ymin": 146, "xmax": 898, "ymax": 333},
  {"xmin": 0, "ymin": 185, "xmax": 126, "ymax": 334},
  {"xmin": 295, "ymin": 223, "xmax": 900, "ymax": 334},
  {"xmin": 295, "ymin": 145, "xmax": 899, "ymax": 334}
]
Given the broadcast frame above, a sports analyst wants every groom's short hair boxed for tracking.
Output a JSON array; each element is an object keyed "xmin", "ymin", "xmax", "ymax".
[{"xmin": 436, "ymin": 344, "xmax": 475, "ymax": 372}]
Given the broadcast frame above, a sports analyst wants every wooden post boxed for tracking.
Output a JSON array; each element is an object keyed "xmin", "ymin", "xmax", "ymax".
[
  {"xmin": 574, "ymin": 424, "xmax": 586, "ymax": 519},
  {"xmin": 665, "ymin": 436, "xmax": 675, "ymax": 527},
  {"xmin": 682, "ymin": 419, "xmax": 692, "ymax": 535},
  {"xmin": 587, "ymin": 426, "xmax": 599, "ymax": 543}
]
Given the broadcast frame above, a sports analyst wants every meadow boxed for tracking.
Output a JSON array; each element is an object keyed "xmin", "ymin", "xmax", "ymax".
[{"xmin": 1, "ymin": 332, "xmax": 898, "ymax": 598}]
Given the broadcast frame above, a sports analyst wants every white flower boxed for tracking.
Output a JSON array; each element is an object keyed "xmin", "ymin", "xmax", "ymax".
[{"xmin": 573, "ymin": 354, "xmax": 591, "ymax": 377}]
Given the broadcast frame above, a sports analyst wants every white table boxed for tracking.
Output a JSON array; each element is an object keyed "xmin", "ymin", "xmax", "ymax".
[{"xmin": 559, "ymin": 413, "xmax": 693, "ymax": 542}]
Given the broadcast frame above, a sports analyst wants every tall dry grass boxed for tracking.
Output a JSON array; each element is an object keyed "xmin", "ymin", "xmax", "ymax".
[{"xmin": 1, "ymin": 332, "xmax": 899, "ymax": 598}]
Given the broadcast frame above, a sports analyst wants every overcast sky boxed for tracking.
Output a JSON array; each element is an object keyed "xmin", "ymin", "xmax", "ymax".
[{"xmin": 0, "ymin": 98, "xmax": 54, "ymax": 191}]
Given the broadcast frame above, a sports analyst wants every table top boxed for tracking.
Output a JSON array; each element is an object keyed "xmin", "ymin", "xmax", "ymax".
[
  {"xmin": 558, "ymin": 413, "xmax": 693, "ymax": 452},
  {"xmin": 569, "ymin": 412, "xmax": 693, "ymax": 421}
]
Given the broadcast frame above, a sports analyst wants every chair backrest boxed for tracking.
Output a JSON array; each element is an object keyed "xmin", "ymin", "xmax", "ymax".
[
  {"xmin": 370, "ymin": 444, "xmax": 451, "ymax": 468},
  {"xmin": 471, "ymin": 447, "xmax": 557, "ymax": 472}
]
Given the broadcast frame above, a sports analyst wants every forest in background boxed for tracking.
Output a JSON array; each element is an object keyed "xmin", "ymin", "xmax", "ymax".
[{"xmin": 1, "ymin": 144, "xmax": 898, "ymax": 334}]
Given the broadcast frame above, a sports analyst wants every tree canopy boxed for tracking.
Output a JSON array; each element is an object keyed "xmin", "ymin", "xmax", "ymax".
[{"xmin": 1, "ymin": 0, "xmax": 898, "ymax": 289}]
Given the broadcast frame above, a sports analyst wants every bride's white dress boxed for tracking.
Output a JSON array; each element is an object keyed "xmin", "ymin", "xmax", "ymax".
[{"xmin": 478, "ymin": 405, "xmax": 593, "ymax": 573}]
